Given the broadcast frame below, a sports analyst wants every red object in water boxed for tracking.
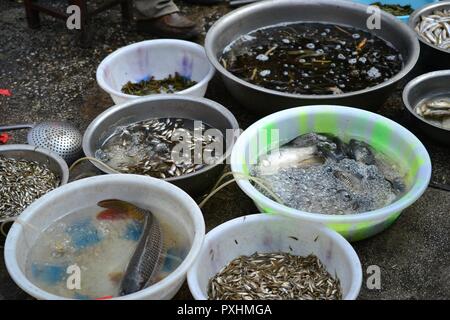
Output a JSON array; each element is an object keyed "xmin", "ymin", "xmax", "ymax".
[
  {"xmin": 96, "ymin": 208, "xmax": 129, "ymax": 220},
  {"xmin": 0, "ymin": 133, "xmax": 11, "ymax": 144},
  {"xmin": 0, "ymin": 89, "xmax": 12, "ymax": 96},
  {"xmin": 95, "ymin": 295, "xmax": 113, "ymax": 300}
]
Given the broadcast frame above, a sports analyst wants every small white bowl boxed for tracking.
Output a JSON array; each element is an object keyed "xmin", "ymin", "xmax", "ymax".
[
  {"xmin": 187, "ymin": 214, "xmax": 362, "ymax": 300},
  {"xmin": 4, "ymin": 174, "xmax": 205, "ymax": 300},
  {"xmin": 96, "ymin": 39, "xmax": 215, "ymax": 104}
]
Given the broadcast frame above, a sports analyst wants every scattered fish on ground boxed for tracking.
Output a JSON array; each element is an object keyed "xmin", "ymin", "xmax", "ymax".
[
  {"xmin": 221, "ymin": 22, "xmax": 403, "ymax": 95},
  {"xmin": 121, "ymin": 72, "xmax": 197, "ymax": 95},
  {"xmin": 0, "ymin": 156, "xmax": 60, "ymax": 220},
  {"xmin": 208, "ymin": 252, "xmax": 342, "ymax": 300},
  {"xmin": 415, "ymin": 9, "xmax": 450, "ymax": 51},
  {"xmin": 252, "ymin": 133, "xmax": 406, "ymax": 215},
  {"xmin": 95, "ymin": 118, "xmax": 222, "ymax": 178}
]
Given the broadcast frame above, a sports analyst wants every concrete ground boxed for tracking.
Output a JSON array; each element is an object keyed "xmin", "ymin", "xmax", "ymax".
[{"xmin": 0, "ymin": 0, "xmax": 449, "ymax": 300}]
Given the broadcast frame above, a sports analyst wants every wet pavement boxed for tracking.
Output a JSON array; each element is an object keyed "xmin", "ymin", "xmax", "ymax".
[{"xmin": 0, "ymin": 0, "xmax": 449, "ymax": 300}]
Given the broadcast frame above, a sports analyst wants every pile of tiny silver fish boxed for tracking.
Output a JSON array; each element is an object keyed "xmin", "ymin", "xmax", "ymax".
[
  {"xmin": 415, "ymin": 9, "xmax": 450, "ymax": 51},
  {"xmin": 208, "ymin": 252, "xmax": 342, "ymax": 300},
  {"xmin": 252, "ymin": 133, "xmax": 406, "ymax": 215},
  {"xmin": 415, "ymin": 97, "xmax": 450, "ymax": 130},
  {"xmin": 95, "ymin": 118, "xmax": 220, "ymax": 178},
  {"xmin": 0, "ymin": 156, "xmax": 60, "ymax": 220}
]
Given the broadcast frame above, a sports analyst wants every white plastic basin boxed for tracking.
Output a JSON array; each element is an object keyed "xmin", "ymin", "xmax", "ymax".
[
  {"xmin": 188, "ymin": 214, "xmax": 362, "ymax": 300},
  {"xmin": 96, "ymin": 39, "xmax": 215, "ymax": 104},
  {"xmin": 4, "ymin": 174, "xmax": 205, "ymax": 300}
]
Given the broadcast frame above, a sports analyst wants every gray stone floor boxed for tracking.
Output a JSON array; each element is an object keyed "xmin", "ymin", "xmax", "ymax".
[{"xmin": 0, "ymin": 0, "xmax": 449, "ymax": 300}]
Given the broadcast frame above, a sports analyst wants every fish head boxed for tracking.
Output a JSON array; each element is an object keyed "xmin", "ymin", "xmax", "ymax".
[
  {"xmin": 97, "ymin": 199, "xmax": 145, "ymax": 221},
  {"xmin": 348, "ymin": 139, "xmax": 375, "ymax": 165}
]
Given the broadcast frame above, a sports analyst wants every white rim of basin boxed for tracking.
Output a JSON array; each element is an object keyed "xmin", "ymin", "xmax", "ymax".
[
  {"xmin": 4, "ymin": 174, "xmax": 206, "ymax": 300},
  {"xmin": 96, "ymin": 39, "xmax": 215, "ymax": 100}
]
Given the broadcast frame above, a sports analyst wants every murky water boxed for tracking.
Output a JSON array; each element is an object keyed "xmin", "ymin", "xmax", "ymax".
[
  {"xmin": 221, "ymin": 22, "xmax": 403, "ymax": 95},
  {"xmin": 95, "ymin": 118, "xmax": 222, "ymax": 178},
  {"xmin": 251, "ymin": 133, "xmax": 407, "ymax": 215},
  {"xmin": 25, "ymin": 205, "xmax": 188, "ymax": 299}
]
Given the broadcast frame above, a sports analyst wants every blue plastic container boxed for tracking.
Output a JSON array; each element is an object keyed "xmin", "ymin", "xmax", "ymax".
[{"xmin": 351, "ymin": 0, "xmax": 438, "ymax": 23}]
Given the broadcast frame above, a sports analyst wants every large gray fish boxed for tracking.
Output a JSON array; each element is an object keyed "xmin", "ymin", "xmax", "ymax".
[
  {"xmin": 289, "ymin": 132, "xmax": 349, "ymax": 161},
  {"xmin": 97, "ymin": 199, "xmax": 163, "ymax": 296},
  {"xmin": 257, "ymin": 145, "xmax": 323, "ymax": 175}
]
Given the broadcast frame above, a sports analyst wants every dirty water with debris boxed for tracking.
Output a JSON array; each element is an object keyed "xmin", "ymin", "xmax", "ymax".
[{"xmin": 221, "ymin": 22, "xmax": 403, "ymax": 95}]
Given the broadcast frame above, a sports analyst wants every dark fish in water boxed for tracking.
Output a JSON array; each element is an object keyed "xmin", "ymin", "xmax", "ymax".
[
  {"xmin": 316, "ymin": 134, "xmax": 349, "ymax": 162},
  {"xmin": 387, "ymin": 177, "xmax": 406, "ymax": 194},
  {"xmin": 333, "ymin": 170, "xmax": 363, "ymax": 192},
  {"xmin": 289, "ymin": 133, "xmax": 348, "ymax": 161},
  {"xmin": 97, "ymin": 199, "xmax": 163, "ymax": 296},
  {"xmin": 348, "ymin": 139, "xmax": 375, "ymax": 165}
]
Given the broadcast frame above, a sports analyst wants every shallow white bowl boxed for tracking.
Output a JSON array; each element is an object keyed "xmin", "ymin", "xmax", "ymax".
[
  {"xmin": 96, "ymin": 39, "xmax": 215, "ymax": 104},
  {"xmin": 4, "ymin": 174, "xmax": 205, "ymax": 300},
  {"xmin": 187, "ymin": 214, "xmax": 362, "ymax": 300}
]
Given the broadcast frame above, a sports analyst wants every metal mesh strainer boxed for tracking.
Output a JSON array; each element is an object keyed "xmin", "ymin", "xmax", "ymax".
[{"xmin": 0, "ymin": 122, "xmax": 83, "ymax": 164}]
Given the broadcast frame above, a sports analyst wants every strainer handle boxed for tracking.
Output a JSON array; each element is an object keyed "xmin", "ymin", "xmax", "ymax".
[{"xmin": 0, "ymin": 124, "xmax": 34, "ymax": 131}]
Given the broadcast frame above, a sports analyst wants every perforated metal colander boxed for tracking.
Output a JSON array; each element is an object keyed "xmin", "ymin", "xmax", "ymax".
[{"xmin": 0, "ymin": 121, "xmax": 83, "ymax": 164}]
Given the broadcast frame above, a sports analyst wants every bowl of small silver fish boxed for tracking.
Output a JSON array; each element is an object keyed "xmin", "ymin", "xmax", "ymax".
[
  {"xmin": 205, "ymin": 0, "xmax": 420, "ymax": 114},
  {"xmin": 409, "ymin": 1, "xmax": 450, "ymax": 71},
  {"xmin": 188, "ymin": 214, "xmax": 362, "ymax": 300},
  {"xmin": 83, "ymin": 95, "xmax": 239, "ymax": 197},
  {"xmin": 0, "ymin": 144, "xmax": 69, "ymax": 222},
  {"xmin": 230, "ymin": 105, "xmax": 432, "ymax": 241},
  {"xmin": 403, "ymin": 69, "xmax": 450, "ymax": 145},
  {"xmin": 4, "ymin": 174, "xmax": 205, "ymax": 300}
]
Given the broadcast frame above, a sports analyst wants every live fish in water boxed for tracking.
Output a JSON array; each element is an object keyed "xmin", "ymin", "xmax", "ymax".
[
  {"xmin": 95, "ymin": 118, "xmax": 221, "ymax": 178},
  {"xmin": 208, "ymin": 252, "xmax": 342, "ymax": 300},
  {"xmin": 252, "ymin": 133, "xmax": 406, "ymax": 215},
  {"xmin": 0, "ymin": 156, "xmax": 60, "ymax": 220},
  {"xmin": 97, "ymin": 200, "xmax": 164, "ymax": 296},
  {"xmin": 415, "ymin": 96, "xmax": 450, "ymax": 130},
  {"xmin": 415, "ymin": 9, "xmax": 450, "ymax": 51},
  {"xmin": 25, "ymin": 200, "xmax": 186, "ymax": 299}
]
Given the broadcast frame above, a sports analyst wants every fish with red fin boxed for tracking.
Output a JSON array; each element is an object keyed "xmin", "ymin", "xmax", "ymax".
[{"xmin": 96, "ymin": 199, "xmax": 163, "ymax": 296}]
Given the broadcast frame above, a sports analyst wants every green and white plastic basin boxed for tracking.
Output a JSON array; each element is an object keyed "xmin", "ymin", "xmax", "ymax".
[{"xmin": 230, "ymin": 105, "xmax": 431, "ymax": 241}]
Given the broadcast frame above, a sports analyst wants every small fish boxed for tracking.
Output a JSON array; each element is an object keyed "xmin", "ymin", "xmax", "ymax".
[
  {"xmin": 386, "ymin": 177, "xmax": 406, "ymax": 195},
  {"xmin": 416, "ymin": 9, "xmax": 450, "ymax": 51},
  {"xmin": 348, "ymin": 139, "xmax": 375, "ymax": 165},
  {"xmin": 422, "ymin": 109, "xmax": 450, "ymax": 118},
  {"xmin": 333, "ymin": 170, "xmax": 363, "ymax": 192},
  {"xmin": 97, "ymin": 200, "xmax": 163, "ymax": 296},
  {"xmin": 426, "ymin": 98, "xmax": 450, "ymax": 110},
  {"xmin": 416, "ymin": 97, "xmax": 450, "ymax": 130}
]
